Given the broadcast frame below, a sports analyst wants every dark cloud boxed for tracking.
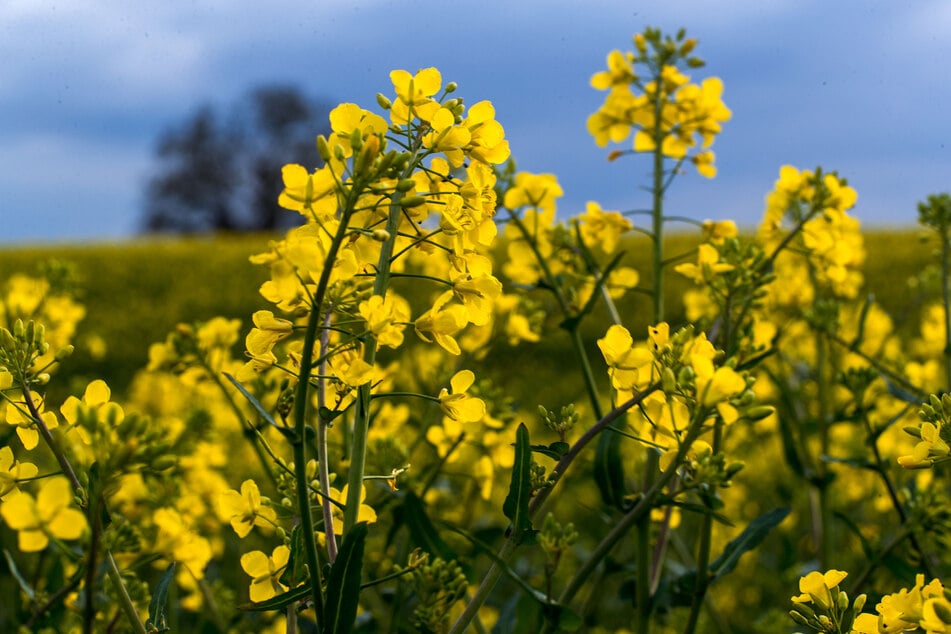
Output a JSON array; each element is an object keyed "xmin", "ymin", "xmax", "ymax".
[{"xmin": 2, "ymin": 0, "xmax": 949, "ymax": 243}]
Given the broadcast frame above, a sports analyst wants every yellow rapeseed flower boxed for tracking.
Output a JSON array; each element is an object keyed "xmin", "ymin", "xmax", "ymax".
[{"xmin": 0, "ymin": 477, "xmax": 86, "ymax": 552}]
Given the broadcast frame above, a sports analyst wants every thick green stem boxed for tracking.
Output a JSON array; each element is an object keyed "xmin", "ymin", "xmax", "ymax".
[
  {"xmin": 815, "ymin": 335, "xmax": 831, "ymax": 569},
  {"xmin": 569, "ymin": 326, "xmax": 604, "ymax": 420},
  {"xmin": 633, "ymin": 75, "xmax": 667, "ymax": 634},
  {"xmin": 105, "ymin": 552, "xmax": 147, "ymax": 634},
  {"xmin": 316, "ymin": 309, "xmax": 337, "ymax": 561},
  {"xmin": 942, "ymin": 225, "xmax": 951, "ymax": 387},
  {"xmin": 557, "ymin": 422, "xmax": 705, "ymax": 607},
  {"xmin": 290, "ymin": 205, "xmax": 355, "ymax": 627},
  {"xmin": 343, "ymin": 183, "xmax": 411, "ymax": 533},
  {"xmin": 684, "ymin": 422, "xmax": 723, "ymax": 634}
]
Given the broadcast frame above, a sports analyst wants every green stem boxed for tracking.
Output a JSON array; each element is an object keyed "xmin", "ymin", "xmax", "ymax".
[
  {"xmin": 344, "ymin": 153, "xmax": 419, "ymax": 533},
  {"xmin": 815, "ymin": 334, "xmax": 831, "ymax": 569},
  {"xmin": 105, "ymin": 552, "xmax": 147, "ymax": 634},
  {"xmin": 684, "ymin": 421, "xmax": 723, "ymax": 634},
  {"xmin": 557, "ymin": 421, "xmax": 705, "ymax": 607},
  {"xmin": 506, "ymin": 209, "xmax": 604, "ymax": 420},
  {"xmin": 291, "ymin": 195, "xmax": 357, "ymax": 627},
  {"xmin": 569, "ymin": 326, "xmax": 604, "ymax": 420},
  {"xmin": 450, "ymin": 387, "xmax": 659, "ymax": 634},
  {"xmin": 942, "ymin": 224, "xmax": 951, "ymax": 387},
  {"xmin": 316, "ymin": 308, "xmax": 337, "ymax": 562},
  {"xmin": 23, "ymin": 384, "xmax": 146, "ymax": 633}
]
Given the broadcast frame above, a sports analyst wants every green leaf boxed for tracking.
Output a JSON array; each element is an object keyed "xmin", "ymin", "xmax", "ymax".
[
  {"xmin": 223, "ymin": 373, "xmax": 280, "ymax": 429},
  {"xmin": 145, "ymin": 562, "xmax": 176, "ymax": 633},
  {"xmin": 503, "ymin": 423, "xmax": 535, "ymax": 544},
  {"xmin": 656, "ymin": 507, "xmax": 791, "ymax": 609},
  {"xmin": 707, "ymin": 507, "xmax": 790, "ymax": 579},
  {"xmin": 401, "ymin": 491, "xmax": 456, "ymax": 562},
  {"xmin": 3, "ymin": 549, "xmax": 35, "ymax": 600},
  {"xmin": 594, "ymin": 423, "xmax": 628, "ymax": 510},
  {"xmin": 325, "ymin": 521, "xmax": 369, "ymax": 634}
]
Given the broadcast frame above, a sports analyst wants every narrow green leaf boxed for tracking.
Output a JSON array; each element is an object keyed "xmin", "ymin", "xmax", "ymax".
[
  {"xmin": 594, "ymin": 423, "xmax": 628, "ymax": 510},
  {"xmin": 223, "ymin": 372, "xmax": 280, "ymax": 428},
  {"xmin": 503, "ymin": 423, "xmax": 535, "ymax": 544},
  {"xmin": 3, "ymin": 549, "xmax": 35, "ymax": 600},
  {"xmin": 708, "ymin": 507, "xmax": 790, "ymax": 579},
  {"xmin": 325, "ymin": 521, "xmax": 369, "ymax": 634},
  {"xmin": 145, "ymin": 562, "xmax": 176, "ymax": 633},
  {"xmin": 401, "ymin": 491, "xmax": 456, "ymax": 562}
]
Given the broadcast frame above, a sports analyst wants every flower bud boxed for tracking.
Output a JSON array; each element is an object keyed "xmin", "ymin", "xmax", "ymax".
[
  {"xmin": 399, "ymin": 195, "xmax": 426, "ymax": 209},
  {"xmin": 788, "ymin": 610, "xmax": 809, "ymax": 626},
  {"xmin": 445, "ymin": 82, "xmax": 457, "ymax": 94},
  {"xmin": 371, "ymin": 229, "xmax": 391, "ymax": 242},
  {"xmin": 349, "ymin": 128, "xmax": 364, "ymax": 152},
  {"xmin": 376, "ymin": 93, "xmax": 392, "ymax": 109},
  {"xmin": 852, "ymin": 593, "xmax": 866, "ymax": 613},
  {"xmin": 743, "ymin": 405, "xmax": 775, "ymax": 421},
  {"xmin": 316, "ymin": 135, "xmax": 332, "ymax": 162},
  {"xmin": 662, "ymin": 367, "xmax": 677, "ymax": 393},
  {"xmin": 55, "ymin": 345, "xmax": 75, "ymax": 361},
  {"xmin": 396, "ymin": 178, "xmax": 416, "ymax": 192}
]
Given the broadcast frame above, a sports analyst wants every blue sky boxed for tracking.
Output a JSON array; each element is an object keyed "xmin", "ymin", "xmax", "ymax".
[{"xmin": 2, "ymin": 0, "xmax": 949, "ymax": 244}]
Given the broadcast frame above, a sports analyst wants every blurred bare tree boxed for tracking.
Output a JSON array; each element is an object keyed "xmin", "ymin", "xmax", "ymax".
[{"xmin": 143, "ymin": 85, "xmax": 331, "ymax": 233}]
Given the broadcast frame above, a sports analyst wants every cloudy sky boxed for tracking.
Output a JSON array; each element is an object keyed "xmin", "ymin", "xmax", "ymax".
[{"xmin": 2, "ymin": 0, "xmax": 949, "ymax": 244}]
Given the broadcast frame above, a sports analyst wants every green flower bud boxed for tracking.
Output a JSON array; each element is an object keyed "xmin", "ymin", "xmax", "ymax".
[
  {"xmin": 316, "ymin": 135, "xmax": 332, "ymax": 162},
  {"xmin": 788, "ymin": 610, "xmax": 809, "ymax": 626},
  {"xmin": 662, "ymin": 367, "xmax": 677, "ymax": 393},
  {"xmin": 376, "ymin": 92, "xmax": 392, "ymax": 109},
  {"xmin": 399, "ymin": 195, "xmax": 426, "ymax": 209},
  {"xmin": 396, "ymin": 178, "xmax": 416, "ymax": 192},
  {"xmin": 743, "ymin": 405, "xmax": 775, "ymax": 421},
  {"xmin": 371, "ymin": 229, "xmax": 391, "ymax": 242},
  {"xmin": 349, "ymin": 128, "xmax": 364, "ymax": 153},
  {"xmin": 55, "ymin": 345, "xmax": 74, "ymax": 361}
]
